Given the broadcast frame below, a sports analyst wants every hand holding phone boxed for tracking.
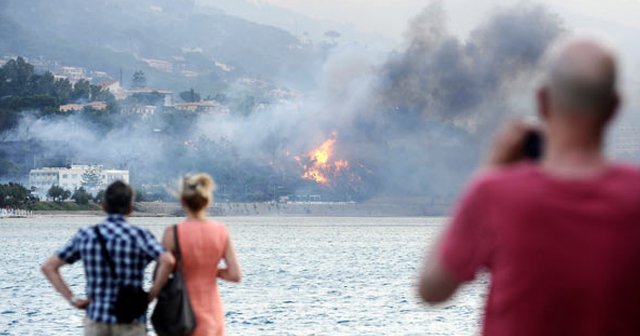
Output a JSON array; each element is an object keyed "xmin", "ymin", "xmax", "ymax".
[
  {"xmin": 522, "ymin": 130, "xmax": 544, "ymax": 161},
  {"xmin": 486, "ymin": 121, "xmax": 543, "ymax": 168}
]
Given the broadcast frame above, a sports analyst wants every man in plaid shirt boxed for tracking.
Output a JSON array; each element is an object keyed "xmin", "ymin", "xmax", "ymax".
[{"xmin": 41, "ymin": 181, "xmax": 175, "ymax": 335}]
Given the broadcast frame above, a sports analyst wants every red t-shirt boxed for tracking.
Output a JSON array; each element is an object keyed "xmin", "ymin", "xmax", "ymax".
[{"xmin": 440, "ymin": 163, "xmax": 640, "ymax": 336}]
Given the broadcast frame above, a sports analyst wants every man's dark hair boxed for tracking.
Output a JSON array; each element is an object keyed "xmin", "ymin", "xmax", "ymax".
[{"xmin": 103, "ymin": 181, "xmax": 134, "ymax": 215}]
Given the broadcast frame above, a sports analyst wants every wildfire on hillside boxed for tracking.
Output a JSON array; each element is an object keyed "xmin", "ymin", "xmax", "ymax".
[{"xmin": 295, "ymin": 132, "xmax": 352, "ymax": 185}]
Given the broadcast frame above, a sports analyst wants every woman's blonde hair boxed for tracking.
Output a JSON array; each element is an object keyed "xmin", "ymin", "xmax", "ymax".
[{"xmin": 180, "ymin": 173, "xmax": 216, "ymax": 212}]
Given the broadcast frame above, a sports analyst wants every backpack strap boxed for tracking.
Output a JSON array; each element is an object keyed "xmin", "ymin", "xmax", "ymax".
[
  {"xmin": 94, "ymin": 225, "xmax": 119, "ymax": 284},
  {"xmin": 173, "ymin": 225, "xmax": 183, "ymax": 269}
]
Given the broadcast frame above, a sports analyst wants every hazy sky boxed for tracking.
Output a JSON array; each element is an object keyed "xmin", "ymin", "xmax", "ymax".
[
  {"xmin": 258, "ymin": 0, "xmax": 640, "ymax": 44},
  {"xmin": 245, "ymin": 0, "xmax": 640, "ymax": 116}
]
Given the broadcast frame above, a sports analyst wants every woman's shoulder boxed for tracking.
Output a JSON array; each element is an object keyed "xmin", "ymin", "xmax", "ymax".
[{"xmin": 206, "ymin": 219, "xmax": 228, "ymax": 230}]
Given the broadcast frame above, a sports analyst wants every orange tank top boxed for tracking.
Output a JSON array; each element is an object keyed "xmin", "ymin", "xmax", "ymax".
[{"xmin": 177, "ymin": 219, "xmax": 228, "ymax": 336}]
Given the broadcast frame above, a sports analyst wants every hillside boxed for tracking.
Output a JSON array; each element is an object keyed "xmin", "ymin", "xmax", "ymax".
[{"xmin": 0, "ymin": 0, "xmax": 321, "ymax": 90}]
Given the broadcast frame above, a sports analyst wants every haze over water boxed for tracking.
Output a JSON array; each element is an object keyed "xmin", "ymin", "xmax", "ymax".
[{"xmin": 0, "ymin": 216, "xmax": 486, "ymax": 335}]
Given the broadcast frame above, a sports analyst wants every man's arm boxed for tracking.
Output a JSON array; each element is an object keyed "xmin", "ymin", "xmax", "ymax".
[
  {"xmin": 148, "ymin": 229, "xmax": 176, "ymax": 302},
  {"xmin": 40, "ymin": 256, "xmax": 90, "ymax": 309},
  {"xmin": 418, "ymin": 120, "xmax": 529, "ymax": 304},
  {"xmin": 418, "ymin": 248, "xmax": 462, "ymax": 304}
]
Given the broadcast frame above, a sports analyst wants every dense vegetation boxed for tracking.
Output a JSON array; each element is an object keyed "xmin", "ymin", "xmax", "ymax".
[
  {"xmin": 0, "ymin": 182, "xmax": 101, "ymax": 210},
  {"xmin": 0, "ymin": 58, "xmax": 333, "ymax": 203},
  {"xmin": 0, "ymin": 57, "xmax": 116, "ymax": 133}
]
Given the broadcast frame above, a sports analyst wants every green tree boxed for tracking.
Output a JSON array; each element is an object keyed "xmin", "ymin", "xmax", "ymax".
[
  {"xmin": 71, "ymin": 79, "xmax": 91, "ymax": 101},
  {"xmin": 134, "ymin": 189, "xmax": 146, "ymax": 202},
  {"xmin": 89, "ymin": 84, "xmax": 116, "ymax": 103},
  {"xmin": 0, "ymin": 57, "xmax": 34, "ymax": 96},
  {"xmin": 33, "ymin": 72, "xmax": 55, "ymax": 96},
  {"xmin": 0, "ymin": 110, "xmax": 20, "ymax": 133},
  {"xmin": 94, "ymin": 189, "xmax": 105, "ymax": 204},
  {"xmin": 179, "ymin": 88, "xmax": 201, "ymax": 102},
  {"xmin": 71, "ymin": 187, "xmax": 91, "ymax": 205},
  {"xmin": 47, "ymin": 185, "xmax": 70, "ymax": 202},
  {"xmin": 0, "ymin": 182, "xmax": 37, "ymax": 208},
  {"xmin": 132, "ymin": 70, "xmax": 147, "ymax": 88},
  {"xmin": 53, "ymin": 78, "xmax": 73, "ymax": 102}
]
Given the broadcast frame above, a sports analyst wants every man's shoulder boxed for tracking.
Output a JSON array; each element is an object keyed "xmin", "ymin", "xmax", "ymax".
[
  {"xmin": 115, "ymin": 220, "xmax": 154, "ymax": 238},
  {"xmin": 74, "ymin": 225, "xmax": 97, "ymax": 238},
  {"xmin": 468, "ymin": 163, "xmax": 537, "ymax": 191},
  {"xmin": 610, "ymin": 163, "xmax": 640, "ymax": 178},
  {"xmin": 100, "ymin": 216, "xmax": 154, "ymax": 238},
  {"xmin": 469, "ymin": 162, "xmax": 640, "ymax": 194}
]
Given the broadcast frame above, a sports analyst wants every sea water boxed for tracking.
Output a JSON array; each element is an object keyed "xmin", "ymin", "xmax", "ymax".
[{"xmin": 0, "ymin": 216, "xmax": 486, "ymax": 335}]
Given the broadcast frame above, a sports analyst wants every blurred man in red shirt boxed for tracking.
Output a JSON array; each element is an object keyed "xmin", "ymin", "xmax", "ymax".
[{"xmin": 418, "ymin": 36, "xmax": 640, "ymax": 336}]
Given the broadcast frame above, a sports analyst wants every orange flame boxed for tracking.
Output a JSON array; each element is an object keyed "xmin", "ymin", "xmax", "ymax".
[{"xmin": 300, "ymin": 132, "xmax": 348, "ymax": 185}]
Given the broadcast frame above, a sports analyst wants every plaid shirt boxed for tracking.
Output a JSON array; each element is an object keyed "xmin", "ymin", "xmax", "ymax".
[{"xmin": 57, "ymin": 214, "xmax": 164, "ymax": 324}]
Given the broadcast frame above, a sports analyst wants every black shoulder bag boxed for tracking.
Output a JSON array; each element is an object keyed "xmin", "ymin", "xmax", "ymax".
[
  {"xmin": 94, "ymin": 226, "xmax": 149, "ymax": 323},
  {"xmin": 152, "ymin": 225, "xmax": 196, "ymax": 336}
]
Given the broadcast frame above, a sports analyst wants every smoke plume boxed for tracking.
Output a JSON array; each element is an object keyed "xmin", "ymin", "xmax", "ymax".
[{"xmin": 9, "ymin": 3, "xmax": 564, "ymax": 200}]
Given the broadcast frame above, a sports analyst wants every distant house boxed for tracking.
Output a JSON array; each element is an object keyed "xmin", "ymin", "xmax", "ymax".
[
  {"xmin": 174, "ymin": 100, "xmax": 228, "ymax": 114},
  {"xmin": 129, "ymin": 105, "xmax": 158, "ymax": 118},
  {"xmin": 59, "ymin": 101, "xmax": 107, "ymax": 112},
  {"xmin": 100, "ymin": 80, "xmax": 127, "ymax": 100},
  {"xmin": 143, "ymin": 58, "xmax": 173, "ymax": 73},
  {"xmin": 59, "ymin": 104, "xmax": 84, "ymax": 112},
  {"xmin": 92, "ymin": 70, "xmax": 110, "ymax": 78},
  {"xmin": 86, "ymin": 101, "xmax": 108, "ymax": 110},
  {"xmin": 126, "ymin": 87, "xmax": 174, "ymax": 106},
  {"xmin": 60, "ymin": 66, "xmax": 89, "ymax": 83},
  {"xmin": 29, "ymin": 165, "xmax": 130, "ymax": 199}
]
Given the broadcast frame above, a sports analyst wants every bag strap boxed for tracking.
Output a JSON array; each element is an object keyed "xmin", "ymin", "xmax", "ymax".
[
  {"xmin": 173, "ymin": 225, "xmax": 183, "ymax": 269},
  {"xmin": 94, "ymin": 225, "xmax": 120, "ymax": 284}
]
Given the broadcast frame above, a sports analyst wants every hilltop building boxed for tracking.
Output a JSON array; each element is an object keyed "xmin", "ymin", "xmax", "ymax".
[
  {"xmin": 59, "ymin": 66, "xmax": 87, "ymax": 82},
  {"xmin": 59, "ymin": 101, "xmax": 108, "ymax": 112},
  {"xmin": 100, "ymin": 80, "xmax": 128, "ymax": 100},
  {"xmin": 127, "ymin": 87, "xmax": 174, "ymax": 106},
  {"xmin": 174, "ymin": 100, "xmax": 228, "ymax": 114},
  {"xmin": 100, "ymin": 80, "xmax": 173, "ymax": 106},
  {"xmin": 29, "ymin": 165, "xmax": 129, "ymax": 199}
]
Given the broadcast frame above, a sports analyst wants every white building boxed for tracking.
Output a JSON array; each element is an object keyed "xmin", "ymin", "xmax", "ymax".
[
  {"xmin": 100, "ymin": 80, "xmax": 128, "ymax": 100},
  {"xmin": 60, "ymin": 66, "xmax": 89, "ymax": 83},
  {"xmin": 174, "ymin": 100, "xmax": 228, "ymax": 114},
  {"xmin": 29, "ymin": 165, "xmax": 130, "ymax": 199}
]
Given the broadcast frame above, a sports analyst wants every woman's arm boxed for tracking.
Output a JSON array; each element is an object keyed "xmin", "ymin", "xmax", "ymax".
[
  {"xmin": 148, "ymin": 227, "xmax": 177, "ymax": 301},
  {"xmin": 217, "ymin": 236, "xmax": 241, "ymax": 283},
  {"xmin": 149, "ymin": 251, "xmax": 175, "ymax": 301}
]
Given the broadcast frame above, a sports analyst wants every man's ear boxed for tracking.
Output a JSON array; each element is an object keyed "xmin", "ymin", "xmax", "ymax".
[
  {"xmin": 604, "ymin": 92, "xmax": 620, "ymax": 124},
  {"xmin": 536, "ymin": 87, "xmax": 551, "ymax": 121},
  {"xmin": 126, "ymin": 204, "xmax": 133, "ymax": 216}
]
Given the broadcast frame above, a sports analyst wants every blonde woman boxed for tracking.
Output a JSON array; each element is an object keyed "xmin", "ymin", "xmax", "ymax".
[{"xmin": 161, "ymin": 173, "xmax": 241, "ymax": 336}]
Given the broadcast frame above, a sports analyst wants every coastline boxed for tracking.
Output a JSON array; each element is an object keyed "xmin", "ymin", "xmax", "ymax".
[{"xmin": 28, "ymin": 199, "xmax": 451, "ymax": 217}]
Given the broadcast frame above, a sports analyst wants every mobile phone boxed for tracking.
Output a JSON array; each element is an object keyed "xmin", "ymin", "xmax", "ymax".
[{"xmin": 522, "ymin": 130, "xmax": 543, "ymax": 161}]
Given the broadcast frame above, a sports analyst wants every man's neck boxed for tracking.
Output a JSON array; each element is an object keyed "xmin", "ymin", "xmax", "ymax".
[{"xmin": 542, "ymin": 136, "xmax": 607, "ymax": 178}]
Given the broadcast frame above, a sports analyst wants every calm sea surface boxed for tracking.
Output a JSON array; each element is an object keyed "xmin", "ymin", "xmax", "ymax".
[{"xmin": 0, "ymin": 216, "xmax": 486, "ymax": 335}]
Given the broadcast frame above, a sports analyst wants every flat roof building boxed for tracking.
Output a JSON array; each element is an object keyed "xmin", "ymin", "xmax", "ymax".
[{"xmin": 29, "ymin": 165, "xmax": 129, "ymax": 199}]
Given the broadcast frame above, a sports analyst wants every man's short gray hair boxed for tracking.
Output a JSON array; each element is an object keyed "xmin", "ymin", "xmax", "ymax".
[{"xmin": 540, "ymin": 35, "xmax": 618, "ymax": 115}]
